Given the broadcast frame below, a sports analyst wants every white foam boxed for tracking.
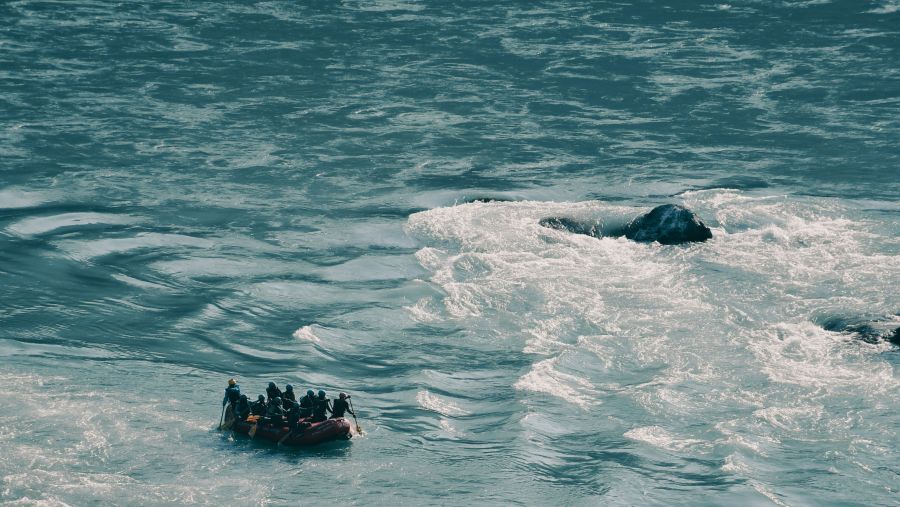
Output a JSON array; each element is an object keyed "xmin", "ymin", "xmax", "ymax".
[
  {"xmin": 409, "ymin": 200, "xmax": 728, "ymax": 412},
  {"xmin": 748, "ymin": 321, "xmax": 896, "ymax": 394},
  {"xmin": 416, "ymin": 390, "xmax": 469, "ymax": 417},
  {"xmin": 404, "ymin": 298, "xmax": 443, "ymax": 323},
  {"xmin": 405, "ymin": 193, "xmax": 899, "ymax": 497},
  {"xmin": 437, "ymin": 418, "xmax": 463, "ymax": 438},
  {"xmin": 292, "ymin": 325, "xmax": 321, "ymax": 343},
  {"xmin": 721, "ymin": 453, "xmax": 748, "ymax": 473},
  {"xmin": 624, "ymin": 425, "xmax": 708, "ymax": 453},
  {"xmin": 0, "ymin": 188, "xmax": 56, "ymax": 210},
  {"xmin": 514, "ymin": 357, "xmax": 596, "ymax": 408},
  {"xmin": 752, "ymin": 405, "xmax": 825, "ymax": 434},
  {"xmin": 868, "ymin": 1, "xmax": 900, "ymax": 14}
]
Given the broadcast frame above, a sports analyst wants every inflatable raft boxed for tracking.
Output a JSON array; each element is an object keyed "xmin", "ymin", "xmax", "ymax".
[{"xmin": 231, "ymin": 415, "xmax": 352, "ymax": 446}]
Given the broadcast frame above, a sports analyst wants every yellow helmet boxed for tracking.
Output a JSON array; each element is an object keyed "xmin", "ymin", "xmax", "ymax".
[{"xmin": 228, "ymin": 378, "xmax": 236, "ymax": 386}]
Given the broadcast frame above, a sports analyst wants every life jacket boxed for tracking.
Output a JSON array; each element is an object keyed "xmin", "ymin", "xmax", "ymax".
[
  {"xmin": 283, "ymin": 390, "xmax": 296, "ymax": 403},
  {"xmin": 225, "ymin": 385, "xmax": 241, "ymax": 404}
]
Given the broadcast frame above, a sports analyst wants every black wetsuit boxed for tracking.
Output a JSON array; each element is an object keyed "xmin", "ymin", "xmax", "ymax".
[
  {"xmin": 266, "ymin": 385, "xmax": 283, "ymax": 402},
  {"xmin": 298, "ymin": 395, "xmax": 314, "ymax": 417},
  {"xmin": 286, "ymin": 404, "xmax": 301, "ymax": 428},
  {"xmin": 283, "ymin": 389, "xmax": 296, "ymax": 405},
  {"xmin": 331, "ymin": 398, "xmax": 353, "ymax": 418},
  {"xmin": 311, "ymin": 398, "xmax": 331, "ymax": 422},
  {"xmin": 234, "ymin": 399, "xmax": 252, "ymax": 420},
  {"xmin": 266, "ymin": 402, "xmax": 285, "ymax": 426},
  {"xmin": 250, "ymin": 399, "xmax": 267, "ymax": 416}
]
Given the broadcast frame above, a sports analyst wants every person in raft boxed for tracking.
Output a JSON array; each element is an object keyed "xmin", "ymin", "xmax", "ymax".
[
  {"xmin": 286, "ymin": 400, "xmax": 304, "ymax": 433},
  {"xmin": 298, "ymin": 389, "xmax": 315, "ymax": 417},
  {"xmin": 311, "ymin": 390, "xmax": 332, "ymax": 422},
  {"xmin": 222, "ymin": 378, "xmax": 241, "ymax": 408},
  {"xmin": 330, "ymin": 392, "xmax": 355, "ymax": 419},
  {"xmin": 234, "ymin": 394, "xmax": 252, "ymax": 421},
  {"xmin": 266, "ymin": 382, "xmax": 283, "ymax": 403},
  {"xmin": 250, "ymin": 395, "xmax": 267, "ymax": 416},
  {"xmin": 266, "ymin": 397, "xmax": 286, "ymax": 426},
  {"xmin": 282, "ymin": 384, "xmax": 296, "ymax": 407}
]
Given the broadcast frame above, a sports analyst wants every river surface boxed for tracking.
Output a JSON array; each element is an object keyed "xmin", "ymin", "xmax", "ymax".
[{"xmin": 1, "ymin": 1, "xmax": 899, "ymax": 505}]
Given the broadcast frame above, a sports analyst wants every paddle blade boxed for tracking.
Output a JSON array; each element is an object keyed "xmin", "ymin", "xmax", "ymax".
[{"xmin": 217, "ymin": 405, "xmax": 226, "ymax": 430}]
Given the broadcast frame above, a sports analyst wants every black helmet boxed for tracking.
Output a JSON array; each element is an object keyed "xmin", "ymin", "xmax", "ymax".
[
  {"xmin": 339, "ymin": 392, "xmax": 347, "ymax": 400},
  {"xmin": 306, "ymin": 389, "xmax": 314, "ymax": 397},
  {"xmin": 285, "ymin": 384, "xmax": 293, "ymax": 391},
  {"xmin": 257, "ymin": 395, "xmax": 265, "ymax": 402},
  {"xmin": 317, "ymin": 390, "xmax": 326, "ymax": 399},
  {"xmin": 268, "ymin": 382, "xmax": 276, "ymax": 389},
  {"xmin": 239, "ymin": 394, "xmax": 248, "ymax": 401}
]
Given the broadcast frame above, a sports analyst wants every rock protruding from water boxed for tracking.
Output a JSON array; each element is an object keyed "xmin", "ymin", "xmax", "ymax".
[
  {"xmin": 623, "ymin": 204, "xmax": 712, "ymax": 245},
  {"xmin": 538, "ymin": 204, "xmax": 711, "ymax": 244}
]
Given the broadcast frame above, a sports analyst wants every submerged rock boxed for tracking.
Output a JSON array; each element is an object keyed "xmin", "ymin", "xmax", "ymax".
[
  {"xmin": 461, "ymin": 196, "xmax": 517, "ymax": 204},
  {"xmin": 539, "ymin": 217, "xmax": 602, "ymax": 238},
  {"xmin": 820, "ymin": 315, "xmax": 900, "ymax": 346},
  {"xmin": 623, "ymin": 204, "xmax": 712, "ymax": 245}
]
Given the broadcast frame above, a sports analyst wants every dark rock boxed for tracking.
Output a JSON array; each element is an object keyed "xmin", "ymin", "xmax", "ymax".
[
  {"xmin": 461, "ymin": 196, "xmax": 517, "ymax": 204},
  {"xmin": 538, "ymin": 204, "xmax": 709, "ymax": 244},
  {"xmin": 820, "ymin": 315, "xmax": 900, "ymax": 346},
  {"xmin": 539, "ymin": 217, "xmax": 602, "ymax": 238},
  {"xmin": 623, "ymin": 204, "xmax": 713, "ymax": 244}
]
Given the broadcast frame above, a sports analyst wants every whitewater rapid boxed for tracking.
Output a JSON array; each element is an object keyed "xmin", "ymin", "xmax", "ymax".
[{"xmin": 406, "ymin": 191, "xmax": 899, "ymax": 502}]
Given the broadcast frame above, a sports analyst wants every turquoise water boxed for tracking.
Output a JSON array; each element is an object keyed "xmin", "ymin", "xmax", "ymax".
[{"xmin": 1, "ymin": 1, "xmax": 898, "ymax": 505}]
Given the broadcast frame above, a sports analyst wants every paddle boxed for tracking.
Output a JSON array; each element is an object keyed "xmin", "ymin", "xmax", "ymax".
[
  {"xmin": 217, "ymin": 403, "xmax": 226, "ymax": 430},
  {"xmin": 221, "ymin": 407, "xmax": 236, "ymax": 431},
  {"xmin": 348, "ymin": 397, "xmax": 362, "ymax": 434},
  {"xmin": 277, "ymin": 420, "xmax": 296, "ymax": 446}
]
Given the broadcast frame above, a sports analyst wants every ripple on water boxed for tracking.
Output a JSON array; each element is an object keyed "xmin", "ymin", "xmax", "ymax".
[
  {"xmin": 7, "ymin": 212, "xmax": 142, "ymax": 237},
  {"xmin": 53, "ymin": 233, "xmax": 214, "ymax": 262}
]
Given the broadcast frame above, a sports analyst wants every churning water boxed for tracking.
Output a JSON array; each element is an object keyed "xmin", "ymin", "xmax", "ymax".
[{"xmin": 1, "ymin": 1, "xmax": 898, "ymax": 505}]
